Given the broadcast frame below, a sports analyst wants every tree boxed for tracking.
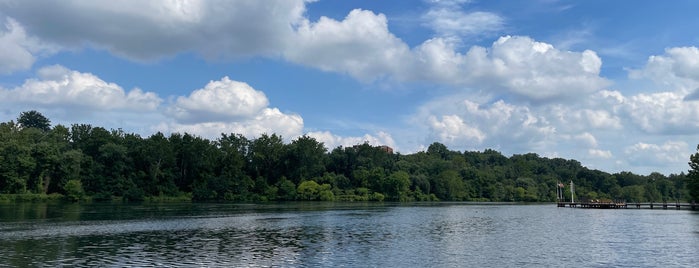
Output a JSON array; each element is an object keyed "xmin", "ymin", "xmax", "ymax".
[
  {"xmin": 384, "ymin": 171, "xmax": 410, "ymax": 201},
  {"xmin": 285, "ymin": 135, "xmax": 327, "ymax": 183},
  {"xmin": 64, "ymin": 179, "xmax": 85, "ymax": 202},
  {"xmin": 17, "ymin": 110, "xmax": 51, "ymax": 132},
  {"xmin": 249, "ymin": 134, "xmax": 286, "ymax": 186},
  {"xmin": 297, "ymin": 180, "xmax": 321, "ymax": 200},
  {"xmin": 687, "ymin": 145, "xmax": 699, "ymax": 201}
]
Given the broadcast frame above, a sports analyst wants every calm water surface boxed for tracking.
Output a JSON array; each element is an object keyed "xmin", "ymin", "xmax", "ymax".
[{"xmin": 0, "ymin": 202, "xmax": 697, "ymax": 267}]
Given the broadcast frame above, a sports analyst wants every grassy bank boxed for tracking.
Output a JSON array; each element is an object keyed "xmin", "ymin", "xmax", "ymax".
[{"xmin": 0, "ymin": 193, "xmax": 65, "ymax": 202}]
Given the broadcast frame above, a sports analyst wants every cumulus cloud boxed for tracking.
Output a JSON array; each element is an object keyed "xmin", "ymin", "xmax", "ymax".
[
  {"xmin": 416, "ymin": 98, "xmax": 556, "ymax": 153},
  {"xmin": 286, "ymin": 9, "xmax": 411, "ymax": 81},
  {"xmin": 0, "ymin": 0, "xmax": 307, "ymax": 60},
  {"xmin": 629, "ymin": 47, "xmax": 699, "ymax": 92},
  {"xmin": 588, "ymin": 149, "xmax": 612, "ymax": 159},
  {"xmin": 0, "ymin": 65, "xmax": 163, "ymax": 134},
  {"xmin": 428, "ymin": 114, "xmax": 485, "ymax": 144},
  {"xmin": 573, "ymin": 132, "xmax": 598, "ymax": 148},
  {"xmin": 169, "ymin": 77, "xmax": 269, "ymax": 124},
  {"xmin": 307, "ymin": 131, "xmax": 396, "ymax": 151},
  {"xmin": 1, "ymin": 1, "xmax": 608, "ymax": 104},
  {"xmin": 467, "ymin": 36, "xmax": 607, "ymax": 101},
  {"xmin": 288, "ymin": 12, "xmax": 607, "ymax": 102},
  {"xmin": 163, "ymin": 76, "xmax": 304, "ymax": 139},
  {"xmin": 162, "ymin": 107, "xmax": 304, "ymax": 140},
  {"xmin": 406, "ymin": 36, "xmax": 609, "ymax": 102},
  {"xmin": 0, "ymin": 63, "xmax": 394, "ymax": 149},
  {"xmin": 0, "ymin": 17, "xmax": 56, "ymax": 74},
  {"xmin": 546, "ymin": 104, "xmax": 622, "ymax": 133},
  {"xmin": 622, "ymin": 47, "xmax": 699, "ymax": 134},
  {"xmin": 624, "ymin": 91, "xmax": 699, "ymax": 134},
  {"xmin": 624, "ymin": 141, "xmax": 690, "ymax": 167},
  {"xmin": 0, "ymin": 66, "xmax": 306, "ymax": 140},
  {"xmin": 0, "ymin": 65, "xmax": 161, "ymax": 111},
  {"xmin": 407, "ymin": 45, "xmax": 699, "ymax": 173}
]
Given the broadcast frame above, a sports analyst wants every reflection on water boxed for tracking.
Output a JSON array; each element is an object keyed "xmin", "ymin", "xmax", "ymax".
[{"xmin": 1, "ymin": 202, "xmax": 698, "ymax": 267}]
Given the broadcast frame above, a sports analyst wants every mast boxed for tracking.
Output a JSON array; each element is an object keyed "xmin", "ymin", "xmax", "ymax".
[
  {"xmin": 570, "ymin": 180, "xmax": 575, "ymax": 203},
  {"xmin": 557, "ymin": 181, "xmax": 563, "ymax": 202},
  {"xmin": 556, "ymin": 181, "xmax": 565, "ymax": 202}
]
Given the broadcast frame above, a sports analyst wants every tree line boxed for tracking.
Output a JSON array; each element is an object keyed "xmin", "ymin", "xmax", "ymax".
[{"xmin": 1, "ymin": 111, "xmax": 697, "ymax": 202}]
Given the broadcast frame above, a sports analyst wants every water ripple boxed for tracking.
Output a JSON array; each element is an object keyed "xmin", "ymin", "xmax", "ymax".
[{"xmin": 1, "ymin": 203, "xmax": 698, "ymax": 267}]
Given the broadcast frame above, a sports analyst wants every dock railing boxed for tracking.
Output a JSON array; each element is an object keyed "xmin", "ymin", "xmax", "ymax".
[{"xmin": 557, "ymin": 200, "xmax": 697, "ymax": 210}]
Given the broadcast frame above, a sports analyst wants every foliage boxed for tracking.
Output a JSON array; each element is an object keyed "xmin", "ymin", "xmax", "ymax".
[
  {"xmin": 0, "ymin": 111, "xmax": 693, "ymax": 203},
  {"xmin": 687, "ymin": 145, "xmax": 699, "ymax": 202},
  {"xmin": 64, "ymin": 179, "xmax": 84, "ymax": 202},
  {"xmin": 17, "ymin": 110, "xmax": 51, "ymax": 132}
]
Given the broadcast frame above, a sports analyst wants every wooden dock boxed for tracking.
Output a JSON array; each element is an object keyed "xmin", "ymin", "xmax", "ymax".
[{"xmin": 557, "ymin": 201, "xmax": 697, "ymax": 210}]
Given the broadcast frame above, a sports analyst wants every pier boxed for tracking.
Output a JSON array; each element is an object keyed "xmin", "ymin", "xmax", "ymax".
[
  {"xmin": 555, "ymin": 180, "xmax": 697, "ymax": 210},
  {"xmin": 557, "ymin": 201, "xmax": 697, "ymax": 210}
]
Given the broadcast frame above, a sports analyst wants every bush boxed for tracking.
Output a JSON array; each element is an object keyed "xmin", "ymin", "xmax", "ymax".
[
  {"xmin": 370, "ymin": 192, "xmax": 385, "ymax": 202},
  {"xmin": 64, "ymin": 179, "xmax": 85, "ymax": 202},
  {"xmin": 319, "ymin": 190, "xmax": 335, "ymax": 201},
  {"xmin": 124, "ymin": 186, "xmax": 145, "ymax": 202}
]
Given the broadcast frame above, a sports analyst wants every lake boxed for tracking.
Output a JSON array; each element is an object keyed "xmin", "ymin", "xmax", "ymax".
[{"xmin": 1, "ymin": 202, "xmax": 697, "ymax": 267}]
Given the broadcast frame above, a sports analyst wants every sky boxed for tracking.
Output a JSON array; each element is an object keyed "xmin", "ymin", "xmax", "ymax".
[{"xmin": 2, "ymin": 0, "xmax": 699, "ymax": 175}]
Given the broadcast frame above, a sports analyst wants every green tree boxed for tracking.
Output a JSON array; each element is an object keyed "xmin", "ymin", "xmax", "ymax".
[
  {"xmin": 276, "ymin": 177, "xmax": 297, "ymax": 201},
  {"xmin": 432, "ymin": 170, "xmax": 466, "ymax": 201},
  {"xmin": 687, "ymin": 145, "xmax": 699, "ymax": 202},
  {"xmin": 249, "ymin": 134, "xmax": 286, "ymax": 186},
  {"xmin": 297, "ymin": 180, "xmax": 321, "ymax": 200},
  {"xmin": 215, "ymin": 133, "xmax": 251, "ymax": 200},
  {"xmin": 384, "ymin": 171, "xmax": 410, "ymax": 201},
  {"xmin": 64, "ymin": 179, "xmax": 85, "ymax": 201},
  {"xmin": 285, "ymin": 135, "xmax": 327, "ymax": 184},
  {"xmin": 17, "ymin": 110, "xmax": 51, "ymax": 132},
  {"xmin": 0, "ymin": 121, "xmax": 35, "ymax": 193}
]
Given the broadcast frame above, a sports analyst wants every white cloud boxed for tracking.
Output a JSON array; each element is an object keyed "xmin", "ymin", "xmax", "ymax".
[
  {"xmin": 169, "ymin": 77, "xmax": 269, "ymax": 124},
  {"xmin": 428, "ymin": 114, "xmax": 485, "ymax": 144},
  {"xmin": 589, "ymin": 149, "xmax": 612, "ymax": 159},
  {"xmin": 547, "ymin": 105, "xmax": 622, "ymax": 132},
  {"xmin": 1, "ymin": 1, "xmax": 608, "ymax": 105},
  {"xmin": 0, "ymin": 17, "xmax": 56, "ymax": 74},
  {"xmin": 162, "ymin": 107, "xmax": 304, "ymax": 140},
  {"xmin": 288, "ymin": 14, "xmax": 607, "ymax": 102},
  {"xmin": 164, "ymin": 76, "xmax": 304, "ymax": 139},
  {"xmin": 574, "ymin": 132, "xmax": 598, "ymax": 148},
  {"xmin": 407, "ymin": 36, "xmax": 609, "ymax": 102},
  {"xmin": 471, "ymin": 36, "xmax": 607, "ymax": 101},
  {"xmin": 0, "ymin": 66, "xmax": 304, "ymax": 141},
  {"xmin": 406, "ymin": 43, "xmax": 699, "ymax": 172},
  {"xmin": 623, "ymin": 47, "xmax": 699, "ymax": 134},
  {"xmin": 423, "ymin": 8, "xmax": 503, "ymax": 38},
  {"xmin": 624, "ymin": 91, "xmax": 699, "ymax": 134},
  {"xmin": 286, "ymin": 9, "xmax": 411, "ymax": 81},
  {"xmin": 307, "ymin": 131, "xmax": 395, "ymax": 151},
  {"xmin": 416, "ymin": 98, "xmax": 556, "ymax": 153},
  {"xmin": 624, "ymin": 141, "xmax": 690, "ymax": 167},
  {"xmin": 581, "ymin": 109, "xmax": 621, "ymax": 129},
  {"xmin": 629, "ymin": 47, "xmax": 699, "ymax": 92},
  {"xmin": 0, "ymin": 65, "xmax": 161, "ymax": 111},
  {"xmin": 0, "ymin": 0, "xmax": 307, "ymax": 61}
]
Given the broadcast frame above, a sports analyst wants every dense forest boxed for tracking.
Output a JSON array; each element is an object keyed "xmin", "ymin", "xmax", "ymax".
[{"xmin": 1, "ymin": 111, "xmax": 697, "ymax": 203}]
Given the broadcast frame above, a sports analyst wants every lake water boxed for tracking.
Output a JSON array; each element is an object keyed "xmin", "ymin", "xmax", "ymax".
[{"xmin": 1, "ymin": 202, "xmax": 697, "ymax": 267}]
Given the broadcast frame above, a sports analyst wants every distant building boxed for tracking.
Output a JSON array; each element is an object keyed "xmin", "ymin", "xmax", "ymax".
[
  {"xmin": 378, "ymin": 145, "xmax": 393, "ymax": 154},
  {"xmin": 351, "ymin": 144, "xmax": 394, "ymax": 154}
]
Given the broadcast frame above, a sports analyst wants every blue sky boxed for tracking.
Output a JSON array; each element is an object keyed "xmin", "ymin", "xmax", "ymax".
[{"xmin": 2, "ymin": 0, "xmax": 699, "ymax": 175}]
